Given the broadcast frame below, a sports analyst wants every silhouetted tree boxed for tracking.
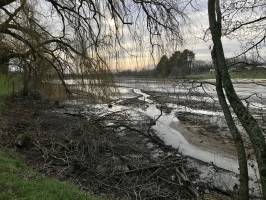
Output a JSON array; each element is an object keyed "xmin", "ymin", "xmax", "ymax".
[
  {"xmin": 182, "ymin": 49, "xmax": 195, "ymax": 75},
  {"xmin": 155, "ymin": 50, "xmax": 195, "ymax": 77},
  {"xmin": 155, "ymin": 55, "xmax": 169, "ymax": 77}
]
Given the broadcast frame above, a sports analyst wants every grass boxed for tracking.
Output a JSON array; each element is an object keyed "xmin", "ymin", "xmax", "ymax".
[
  {"xmin": 0, "ymin": 74, "xmax": 23, "ymax": 110},
  {"xmin": 0, "ymin": 74, "xmax": 104, "ymax": 200},
  {"xmin": 0, "ymin": 74, "xmax": 12, "ymax": 94},
  {"xmin": 230, "ymin": 68, "xmax": 266, "ymax": 79},
  {"xmin": 186, "ymin": 73, "xmax": 215, "ymax": 80},
  {"xmin": 0, "ymin": 150, "xmax": 102, "ymax": 200},
  {"xmin": 186, "ymin": 68, "xmax": 266, "ymax": 80},
  {"xmin": 0, "ymin": 74, "xmax": 15, "ymax": 110},
  {"xmin": 0, "ymin": 74, "xmax": 20, "ymax": 96}
]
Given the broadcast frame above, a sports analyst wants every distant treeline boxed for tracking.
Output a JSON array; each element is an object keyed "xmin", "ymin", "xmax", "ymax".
[
  {"xmin": 155, "ymin": 50, "xmax": 195, "ymax": 77},
  {"xmin": 115, "ymin": 51, "xmax": 266, "ymax": 78},
  {"xmin": 116, "ymin": 49, "xmax": 213, "ymax": 78}
]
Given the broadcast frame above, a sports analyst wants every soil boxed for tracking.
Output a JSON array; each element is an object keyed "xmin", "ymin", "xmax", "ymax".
[
  {"xmin": 144, "ymin": 91, "xmax": 221, "ymax": 112},
  {"xmin": 0, "ymin": 93, "xmax": 245, "ymax": 199},
  {"xmin": 145, "ymin": 91, "xmax": 256, "ymax": 161},
  {"xmin": 170, "ymin": 121, "xmax": 237, "ymax": 160},
  {"xmin": 0, "ymin": 96, "xmax": 200, "ymax": 199}
]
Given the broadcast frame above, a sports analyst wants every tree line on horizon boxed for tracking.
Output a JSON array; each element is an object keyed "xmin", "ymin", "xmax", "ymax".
[
  {"xmin": 116, "ymin": 53, "xmax": 266, "ymax": 78},
  {"xmin": 155, "ymin": 49, "xmax": 195, "ymax": 78},
  {"xmin": 116, "ymin": 50, "xmax": 213, "ymax": 78}
]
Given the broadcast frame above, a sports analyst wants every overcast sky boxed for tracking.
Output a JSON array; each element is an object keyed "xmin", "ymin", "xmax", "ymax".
[
  {"xmin": 35, "ymin": 0, "xmax": 265, "ymax": 71},
  {"xmin": 114, "ymin": 0, "xmax": 266, "ymax": 71},
  {"xmin": 182, "ymin": 0, "xmax": 266, "ymax": 64}
]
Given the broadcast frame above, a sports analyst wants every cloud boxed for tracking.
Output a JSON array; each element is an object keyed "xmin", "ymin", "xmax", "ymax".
[{"xmin": 34, "ymin": 0, "xmax": 265, "ymax": 71}]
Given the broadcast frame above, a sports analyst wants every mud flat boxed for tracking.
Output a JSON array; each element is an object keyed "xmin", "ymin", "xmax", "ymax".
[{"xmin": 121, "ymin": 87, "xmax": 261, "ymax": 197}]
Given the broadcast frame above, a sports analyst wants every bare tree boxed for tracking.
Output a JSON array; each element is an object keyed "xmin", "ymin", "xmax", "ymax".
[
  {"xmin": 208, "ymin": 0, "xmax": 266, "ymax": 199},
  {"xmin": 3, "ymin": 1, "xmax": 265, "ymax": 199},
  {"xmin": 0, "ymin": 0, "xmax": 188, "ymax": 97}
]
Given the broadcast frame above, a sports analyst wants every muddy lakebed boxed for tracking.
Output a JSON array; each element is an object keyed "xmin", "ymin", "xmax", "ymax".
[
  {"xmin": 2, "ymin": 78, "xmax": 266, "ymax": 199},
  {"xmin": 62, "ymin": 78, "xmax": 266, "ymax": 197},
  {"xmin": 114, "ymin": 79, "xmax": 265, "ymax": 192}
]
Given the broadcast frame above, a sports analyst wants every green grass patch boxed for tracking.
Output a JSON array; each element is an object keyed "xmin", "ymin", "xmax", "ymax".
[
  {"xmin": 0, "ymin": 150, "xmax": 102, "ymax": 200},
  {"xmin": 0, "ymin": 75, "xmax": 104, "ymax": 199},
  {"xmin": 0, "ymin": 74, "xmax": 22, "ymax": 110},
  {"xmin": 0, "ymin": 74, "xmax": 13, "ymax": 96},
  {"xmin": 0, "ymin": 74, "xmax": 11, "ymax": 110},
  {"xmin": 186, "ymin": 68, "xmax": 266, "ymax": 80},
  {"xmin": 230, "ymin": 68, "xmax": 266, "ymax": 79},
  {"xmin": 185, "ymin": 73, "xmax": 215, "ymax": 80}
]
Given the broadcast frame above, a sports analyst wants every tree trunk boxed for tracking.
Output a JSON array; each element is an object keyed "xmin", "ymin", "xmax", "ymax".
[
  {"xmin": 0, "ymin": 56, "xmax": 9, "ymax": 75},
  {"xmin": 212, "ymin": 49, "xmax": 249, "ymax": 199},
  {"xmin": 208, "ymin": 0, "xmax": 266, "ymax": 199},
  {"xmin": 23, "ymin": 66, "xmax": 30, "ymax": 96}
]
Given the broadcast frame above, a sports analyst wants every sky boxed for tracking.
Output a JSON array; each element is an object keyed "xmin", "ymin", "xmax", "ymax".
[
  {"xmin": 111, "ymin": 1, "xmax": 214, "ymax": 71},
  {"xmin": 110, "ymin": 0, "xmax": 265, "ymax": 71},
  {"xmin": 183, "ymin": 7, "xmax": 266, "ymax": 64},
  {"xmin": 31, "ymin": 0, "xmax": 266, "ymax": 71}
]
